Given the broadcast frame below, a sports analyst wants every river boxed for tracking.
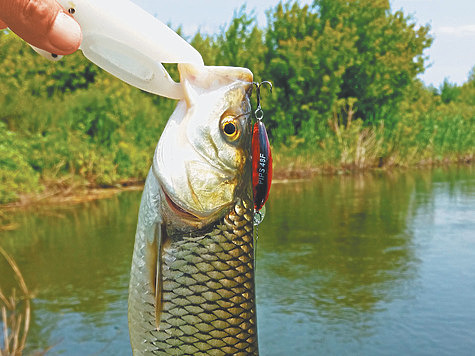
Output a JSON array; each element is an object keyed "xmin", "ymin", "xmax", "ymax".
[{"xmin": 0, "ymin": 166, "xmax": 474, "ymax": 355}]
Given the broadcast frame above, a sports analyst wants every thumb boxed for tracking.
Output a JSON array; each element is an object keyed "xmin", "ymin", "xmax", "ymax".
[{"xmin": 0, "ymin": 0, "xmax": 82, "ymax": 55}]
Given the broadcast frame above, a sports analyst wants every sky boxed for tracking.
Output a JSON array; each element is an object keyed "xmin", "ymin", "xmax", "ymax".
[{"xmin": 133, "ymin": 0, "xmax": 475, "ymax": 87}]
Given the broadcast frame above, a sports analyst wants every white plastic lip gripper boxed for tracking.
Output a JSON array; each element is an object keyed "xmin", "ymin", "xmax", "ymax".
[{"xmin": 32, "ymin": 0, "xmax": 204, "ymax": 100}]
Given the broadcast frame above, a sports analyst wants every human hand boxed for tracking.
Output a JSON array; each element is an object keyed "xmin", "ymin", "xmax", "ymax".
[{"xmin": 0, "ymin": 0, "xmax": 82, "ymax": 55}]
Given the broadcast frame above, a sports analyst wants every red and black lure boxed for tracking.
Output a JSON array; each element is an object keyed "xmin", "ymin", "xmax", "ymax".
[
  {"xmin": 251, "ymin": 81, "xmax": 273, "ymax": 213},
  {"xmin": 252, "ymin": 120, "xmax": 272, "ymax": 211}
]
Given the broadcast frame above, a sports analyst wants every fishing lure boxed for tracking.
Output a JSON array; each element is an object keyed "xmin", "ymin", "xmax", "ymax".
[{"xmin": 252, "ymin": 81, "xmax": 273, "ymax": 225}]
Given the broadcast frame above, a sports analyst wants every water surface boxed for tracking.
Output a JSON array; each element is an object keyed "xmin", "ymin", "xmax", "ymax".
[{"xmin": 0, "ymin": 166, "xmax": 474, "ymax": 355}]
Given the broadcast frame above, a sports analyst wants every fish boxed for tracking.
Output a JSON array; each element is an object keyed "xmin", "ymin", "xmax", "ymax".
[{"xmin": 127, "ymin": 63, "xmax": 258, "ymax": 355}]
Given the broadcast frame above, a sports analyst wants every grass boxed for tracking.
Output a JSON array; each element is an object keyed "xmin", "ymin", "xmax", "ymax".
[
  {"xmin": 273, "ymin": 108, "xmax": 474, "ymax": 178},
  {"xmin": 0, "ymin": 247, "xmax": 31, "ymax": 356},
  {"xmin": 0, "ymin": 247, "xmax": 53, "ymax": 356}
]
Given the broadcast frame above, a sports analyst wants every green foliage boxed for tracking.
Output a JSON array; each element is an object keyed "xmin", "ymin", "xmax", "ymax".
[
  {"xmin": 439, "ymin": 79, "xmax": 461, "ymax": 104},
  {"xmin": 257, "ymin": 0, "xmax": 432, "ymax": 143},
  {"xmin": 263, "ymin": 2, "xmax": 355, "ymax": 141},
  {"xmin": 324, "ymin": 0, "xmax": 431, "ymax": 118},
  {"xmin": 213, "ymin": 6, "xmax": 266, "ymax": 76},
  {"xmin": 274, "ymin": 105, "xmax": 474, "ymax": 174},
  {"xmin": 0, "ymin": 2, "xmax": 473, "ymax": 203},
  {"xmin": 457, "ymin": 66, "xmax": 475, "ymax": 106},
  {"xmin": 0, "ymin": 32, "xmax": 172, "ymax": 201},
  {"xmin": 0, "ymin": 122, "xmax": 39, "ymax": 203}
]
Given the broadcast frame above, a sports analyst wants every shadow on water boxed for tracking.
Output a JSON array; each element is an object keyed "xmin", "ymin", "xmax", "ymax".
[{"xmin": 0, "ymin": 165, "xmax": 473, "ymax": 355}]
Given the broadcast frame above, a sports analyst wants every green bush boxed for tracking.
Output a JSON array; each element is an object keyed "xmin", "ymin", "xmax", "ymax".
[{"xmin": 0, "ymin": 123, "xmax": 39, "ymax": 203}]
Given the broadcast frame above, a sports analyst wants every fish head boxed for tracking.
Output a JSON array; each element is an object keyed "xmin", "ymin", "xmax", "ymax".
[{"xmin": 153, "ymin": 64, "xmax": 253, "ymax": 230}]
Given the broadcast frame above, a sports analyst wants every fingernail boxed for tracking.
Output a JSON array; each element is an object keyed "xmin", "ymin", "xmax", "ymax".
[{"xmin": 49, "ymin": 12, "xmax": 82, "ymax": 53}]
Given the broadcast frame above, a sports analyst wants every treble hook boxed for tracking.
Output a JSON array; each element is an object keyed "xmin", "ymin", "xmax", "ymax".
[{"xmin": 252, "ymin": 81, "xmax": 273, "ymax": 120}]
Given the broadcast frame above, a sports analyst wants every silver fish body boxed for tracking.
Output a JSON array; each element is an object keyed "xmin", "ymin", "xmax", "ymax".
[{"xmin": 128, "ymin": 64, "xmax": 257, "ymax": 355}]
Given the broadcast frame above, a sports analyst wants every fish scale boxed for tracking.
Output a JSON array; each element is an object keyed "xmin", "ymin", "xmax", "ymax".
[{"xmin": 148, "ymin": 198, "xmax": 258, "ymax": 355}]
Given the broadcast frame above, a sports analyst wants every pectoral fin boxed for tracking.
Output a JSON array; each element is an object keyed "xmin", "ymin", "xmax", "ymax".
[{"xmin": 145, "ymin": 222, "xmax": 166, "ymax": 330}]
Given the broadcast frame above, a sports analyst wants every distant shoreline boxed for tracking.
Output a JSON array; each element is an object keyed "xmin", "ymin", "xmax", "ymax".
[{"xmin": 1, "ymin": 158, "xmax": 472, "ymax": 213}]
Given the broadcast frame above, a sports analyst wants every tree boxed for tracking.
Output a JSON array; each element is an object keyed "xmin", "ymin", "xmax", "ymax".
[
  {"xmin": 264, "ymin": 2, "xmax": 357, "ymax": 141},
  {"xmin": 261, "ymin": 0, "xmax": 433, "ymax": 142},
  {"xmin": 316, "ymin": 0, "xmax": 432, "ymax": 120},
  {"xmin": 214, "ymin": 6, "xmax": 265, "ymax": 75},
  {"xmin": 439, "ymin": 79, "xmax": 461, "ymax": 104},
  {"xmin": 458, "ymin": 66, "xmax": 475, "ymax": 106}
]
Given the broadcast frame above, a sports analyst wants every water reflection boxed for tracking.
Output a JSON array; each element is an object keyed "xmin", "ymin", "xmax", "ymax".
[
  {"xmin": 0, "ymin": 193, "xmax": 141, "ymax": 354},
  {"xmin": 0, "ymin": 166, "xmax": 473, "ymax": 355},
  {"xmin": 260, "ymin": 173, "xmax": 417, "ymax": 306},
  {"xmin": 256, "ymin": 166, "xmax": 474, "ymax": 355}
]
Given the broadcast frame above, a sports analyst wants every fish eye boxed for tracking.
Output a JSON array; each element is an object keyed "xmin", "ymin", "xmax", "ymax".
[
  {"xmin": 224, "ymin": 122, "xmax": 236, "ymax": 135},
  {"xmin": 221, "ymin": 116, "xmax": 240, "ymax": 141}
]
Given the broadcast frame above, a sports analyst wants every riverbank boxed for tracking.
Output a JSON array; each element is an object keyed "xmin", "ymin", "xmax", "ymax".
[
  {"xmin": 0, "ymin": 182, "xmax": 142, "ymax": 231},
  {"xmin": 1, "ymin": 159, "xmax": 472, "ymax": 231},
  {"xmin": 2, "ymin": 106, "xmax": 473, "ymax": 209},
  {"xmin": 3, "ymin": 157, "xmax": 472, "ymax": 206},
  {"xmin": 274, "ymin": 153, "xmax": 474, "ymax": 178}
]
